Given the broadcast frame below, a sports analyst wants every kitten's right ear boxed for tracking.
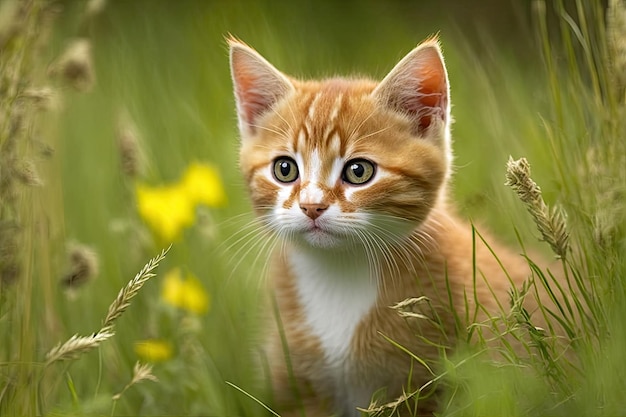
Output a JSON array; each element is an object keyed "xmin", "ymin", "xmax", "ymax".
[
  {"xmin": 372, "ymin": 38, "xmax": 450, "ymax": 140},
  {"xmin": 228, "ymin": 37, "xmax": 294, "ymax": 137}
]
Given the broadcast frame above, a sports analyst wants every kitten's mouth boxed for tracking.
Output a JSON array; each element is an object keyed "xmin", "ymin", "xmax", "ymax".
[
  {"xmin": 308, "ymin": 221, "xmax": 323, "ymax": 230},
  {"xmin": 306, "ymin": 219, "xmax": 333, "ymax": 233},
  {"xmin": 302, "ymin": 222, "xmax": 341, "ymax": 247},
  {"xmin": 306, "ymin": 222, "xmax": 327, "ymax": 235}
]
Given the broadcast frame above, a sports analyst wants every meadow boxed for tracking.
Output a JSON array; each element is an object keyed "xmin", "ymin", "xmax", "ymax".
[{"xmin": 1, "ymin": 0, "xmax": 625, "ymax": 416}]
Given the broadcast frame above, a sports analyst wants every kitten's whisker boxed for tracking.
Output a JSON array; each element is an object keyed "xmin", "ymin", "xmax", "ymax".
[
  {"xmin": 346, "ymin": 109, "xmax": 377, "ymax": 143},
  {"xmin": 358, "ymin": 226, "xmax": 400, "ymax": 283},
  {"xmin": 215, "ymin": 212, "xmax": 260, "ymax": 229},
  {"xmin": 344, "ymin": 95, "xmax": 366, "ymax": 137},
  {"xmin": 270, "ymin": 108, "xmax": 296, "ymax": 137},
  {"xmin": 224, "ymin": 234, "xmax": 272, "ymax": 283},
  {"xmin": 353, "ymin": 229, "xmax": 381, "ymax": 283},
  {"xmin": 352, "ymin": 125, "xmax": 393, "ymax": 144},
  {"xmin": 217, "ymin": 214, "xmax": 274, "ymax": 253},
  {"xmin": 369, "ymin": 225, "xmax": 418, "ymax": 273},
  {"xmin": 367, "ymin": 212, "xmax": 442, "ymax": 259},
  {"xmin": 249, "ymin": 232, "xmax": 282, "ymax": 289},
  {"xmin": 223, "ymin": 225, "xmax": 273, "ymax": 273},
  {"xmin": 283, "ymin": 100, "xmax": 299, "ymax": 135},
  {"xmin": 248, "ymin": 123, "xmax": 290, "ymax": 140},
  {"xmin": 218, "ymin": 214, "xmax": 279, "ymax": 284},
  {"xmin": 372, "ymin": 231, "xmax": 407, "ymax": 286},
  {"xmin": 219, "ymin": 223, "xmax": 268, "ymax": 259}
]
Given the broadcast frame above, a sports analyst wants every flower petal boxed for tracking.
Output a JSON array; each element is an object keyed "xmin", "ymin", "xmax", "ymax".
[
  {"xmin": 181, "ymin": 162, "xmax": 227, "ymax": 207},
  {"xmin": 134, "ymin": 339, "xmax": 173, "ymax": 363}
]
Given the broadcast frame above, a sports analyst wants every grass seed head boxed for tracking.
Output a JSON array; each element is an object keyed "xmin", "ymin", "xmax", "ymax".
[
  {"xmin": 0, "ymin": 220, "xmax": 20, "ymax": 284},
  {"xmin": 85, "ymin": 0, "xmax": 107, "ymax": 19},
  {"xmin": 505, "ymin": 156, "xmax": 570, "ymax": 259},
  {"xmin": 62, "ymin": 242, "xmax": 99, "ymax": 289},
  {"xmin": 13, "ymin": 159, "xmax": 43, "ymax": 187},
  {"xmin": 607, "ymin": 0, "xmax": 626, "ymax": 92},
  {"xmin": 51, "ymin": 38, "xmax": 95, "ymax": 92},
  {"xmin": 45, "ymin": 330, "xmax": 114, "ymax": 366},
  {"xmin": 22, "ymin": 86, "xmax": 62, "ymax": 112},
  {"xmin": 101, "ymin": 246, "xmax": 170, "ymax": 331},
  {"xmin": 116, "ymin": 111, "xmax": 146, "ymax": 178},
  {"xmin": 112, "ymin": 361, "xmax": 158, "ymax": 401}
]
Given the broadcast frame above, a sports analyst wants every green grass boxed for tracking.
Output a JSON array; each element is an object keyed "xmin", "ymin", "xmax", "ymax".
[{"xmin": 1, "ymin": 0, "xmax": 624, "ymax": 416}]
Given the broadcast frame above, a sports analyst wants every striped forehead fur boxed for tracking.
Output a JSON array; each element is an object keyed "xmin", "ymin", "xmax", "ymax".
[{"xmin": 290, "ymin": 79, "xmax": 376, "ymax": 156}]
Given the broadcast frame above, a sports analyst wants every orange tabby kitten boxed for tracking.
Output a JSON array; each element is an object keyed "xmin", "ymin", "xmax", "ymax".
[{"xmin": 229, "ymin": 37, "xmax": 562, "ymax": 416}]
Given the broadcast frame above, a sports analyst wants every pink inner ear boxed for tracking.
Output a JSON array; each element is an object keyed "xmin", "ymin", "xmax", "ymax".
[
  {"xmin": 231, "ymin": 47, "xmax": 291, "ymax": 134},
  {"xmin": 416, "ymin": 66, "xmax": 448, "ymax": 130},
  {"xmin": 406, "ymin": 64, "xmax": 448, "ymax": 133},
  {"xmin": 235, "ymin": 76, "xmax": 270, "ymax": 128},
  {"xmin": 232, "ymin": 63, "xmax": 267, "ymax": 128},
  {"xmin": 376, "ymin": 44, "xmax": 449, "ymax": 135}
]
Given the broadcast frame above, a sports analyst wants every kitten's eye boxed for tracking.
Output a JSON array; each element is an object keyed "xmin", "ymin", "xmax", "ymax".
[
  {"xmin": 273, "ymin": 157, "xmax": 299, "ymax": 183},
  {"xmin": 343, "ymin": 159, "xmax": 376, "ymax": 185}
]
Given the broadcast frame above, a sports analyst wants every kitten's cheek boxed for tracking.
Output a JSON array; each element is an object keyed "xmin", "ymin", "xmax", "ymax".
[
  {"xmin": 250, "ymin": 175, "xmax": 282, "ymax": 210},
  {"xmin": 342, "ymin": 186, "xmax": 374, "ymax": 211}
]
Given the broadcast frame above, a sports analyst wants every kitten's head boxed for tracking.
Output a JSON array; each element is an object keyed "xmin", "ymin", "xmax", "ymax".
[{"xmin": 229, "ymin": 37, "xmax": 451, "ymax": 250}]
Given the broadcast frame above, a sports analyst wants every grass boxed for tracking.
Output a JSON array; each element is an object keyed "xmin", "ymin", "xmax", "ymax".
[{"xmin": 1, "ymin": 0, "xmax": 624, "ymax": 416}]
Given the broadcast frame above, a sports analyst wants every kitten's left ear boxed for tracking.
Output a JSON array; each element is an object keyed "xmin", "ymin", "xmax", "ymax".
[
  {"xmin": 228, "ymin": 37, "xmax": 294, "ymax": 137},
  {"xmin": 372, "ymin": 38, "xmax": 450, "ymax": 139}
]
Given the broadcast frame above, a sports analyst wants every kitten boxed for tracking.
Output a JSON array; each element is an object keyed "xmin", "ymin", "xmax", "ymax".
[{"xmin": 229, "ymin": 36, "xmax": 564, "ymax": 417}]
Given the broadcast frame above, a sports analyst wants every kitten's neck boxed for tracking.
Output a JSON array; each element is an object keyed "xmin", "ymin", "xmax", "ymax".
[
  {"xmin": 290, "ymin": 240, "xmax": 374, "ymax": 273},
  {"xmin": 287, "ymin": 240, "xmax": 378, "ymax": 357}
]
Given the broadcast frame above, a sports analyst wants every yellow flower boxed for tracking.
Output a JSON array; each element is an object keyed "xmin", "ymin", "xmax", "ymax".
[
  {"xmin": 135, "ymin": 183, "xmax": 194, "ymax": 242},
  {"xmin": 134, "ymin": 339, "xmax": 173, "ymax": 363},
  {"xmin": 181, "ymin": 162, "xmax": 227, "ymax": 207},
  {"xmin": 161, "ymin": 268, "xmax": 210, "ymax": 315},
  {"xmin": 135, "ymin": 163, "xmax": 226, "ymax": 242}
]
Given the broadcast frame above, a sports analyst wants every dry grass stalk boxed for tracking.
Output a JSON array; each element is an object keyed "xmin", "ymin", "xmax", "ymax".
[
  {"xmin": 584, "ymin": 147, "xmax": 626, "ymax": 247},
  {"xmin": 12, "ymin": 159, "xmax": 42, "ymax": 187},
  {"xmin": 45, "ymin": 330, "xmax": 114, "ymax": 366},
  {"xmin": 45, "ymin": 247, "xmax": 169, "ymax": 366},
  {"xmin": 62, "ymin": 242, "xmax": 99, "ymax": 288},
  {"xmin": 390, "ymin": 296, "xmax": 432, "ymax": 320},
  {"xmin": 0, "ymin": 220, "xmax": 20, "ymax": 284},
  {"xmin": 101, "ymin": 245, "xmax": 170, "ymax": 332},
  {"xmin": 112, "ymin": 362, "xmax": 158, "ymax": 401},
  {"xmin": 50, "ymin": 38, "xmax": 95, "ymax": 92},
  {"xmin": 116, "ymin": 111, "xmax": 146, "ymax": 178},
  {"xmin": 505, "ymin": 157, "xmax": 570, "ymax": 259},
  {"xmin": 0, "ymin": 0, "xmax": 23, "ymax": 49},
  {"xmin": 607, "ymin": 0, "xmax": 626, "ymax": 93},
  {"xmin": 22, "ymin": 86, "xmax": 61, "ymax": 112},
  {"xmin": 85, "ymin": 0, "xmax": 107, "ymax": 20},
  {"xmin": 0, "ymin": 0, "xmax": 49, "ymax": 286}
]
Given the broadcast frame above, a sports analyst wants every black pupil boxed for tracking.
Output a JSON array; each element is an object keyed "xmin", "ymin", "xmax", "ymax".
[
  {"xmin": 280, "ymin": 161, "xmax": 291, "ymax": 177},
  {"xmin": 351, "ymin": 163, "xmax": 365, "ymax": 178}
]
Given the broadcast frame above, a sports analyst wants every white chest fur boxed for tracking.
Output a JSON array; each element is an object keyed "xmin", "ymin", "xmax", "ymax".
[{"xmin": 288, "ymin": 248, "xmax": 379, "ymax": 413}]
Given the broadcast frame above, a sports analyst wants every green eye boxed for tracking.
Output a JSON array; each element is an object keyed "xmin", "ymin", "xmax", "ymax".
[
  {"xmin": 343, "ymin": 159, "xmax": 376, "ymax": 185},
  {"xmin": 273, "ymin": 157, "xmax": 299, "ymax": 183}
]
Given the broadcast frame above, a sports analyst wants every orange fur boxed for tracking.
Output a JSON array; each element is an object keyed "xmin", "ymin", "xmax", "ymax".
[{"xmin": 229, "ymin": 38, "xmax": 567, "ymax": 416}]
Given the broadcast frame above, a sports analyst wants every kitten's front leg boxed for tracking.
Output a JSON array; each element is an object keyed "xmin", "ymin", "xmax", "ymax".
[
  {"xmin": 266, "ymin": 337, "xmax": 335, "ymax": 417},
  {"xmin": 269, "ymin": 371, "xmax": 335, "ymax": 417},
  {"xmin": 277, "ymin": 399, "xmax": 338, "ymax": 417}
]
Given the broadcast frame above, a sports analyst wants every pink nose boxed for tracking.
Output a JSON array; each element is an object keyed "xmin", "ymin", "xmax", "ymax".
[{"xmin": 300, "ymin": 203, "xmax": 328, "ymax": 220}]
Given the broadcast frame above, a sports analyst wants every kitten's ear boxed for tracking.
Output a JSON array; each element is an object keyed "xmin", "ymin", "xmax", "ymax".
[
  {"xmin": 228, "ymin": 37, "xmax": 294, "ymax": 137},
  {"xmin": 372, "ymin": 38, "xmax": 450, "ymax": 138}
]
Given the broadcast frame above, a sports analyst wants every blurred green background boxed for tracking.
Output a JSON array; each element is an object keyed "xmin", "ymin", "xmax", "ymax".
[{"xmin": 4, "ymin": 0, "xmax": 620, "ymax": 416}]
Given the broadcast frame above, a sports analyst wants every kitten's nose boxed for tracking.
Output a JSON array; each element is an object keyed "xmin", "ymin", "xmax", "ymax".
[{"xmin": 300, "ymin": 203, "xmax": 328, "ymax": 220}]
